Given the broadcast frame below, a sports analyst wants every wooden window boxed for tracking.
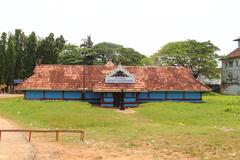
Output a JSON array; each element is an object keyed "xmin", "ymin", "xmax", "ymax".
[
  {"xmin": 104, "ymin": 93, "xmax": 113, "ymax": 98},
  {"xmin": 225, "ymin": 62, "xmax": 228, "ymax": 68},
  {"xmin": 125, "ymin": 93, "xmax": 136, "ymax": 97}
]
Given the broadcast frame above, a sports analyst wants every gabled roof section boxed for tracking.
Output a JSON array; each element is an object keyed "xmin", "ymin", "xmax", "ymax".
[
  {"xmin": 105, "ymin": 64, "xmax": 135, "ymax": 84},
  {"xmin": 16, "ymin": 64, "xmax": 210, "ymax": 92},
  {"xmin": 226, "ymin": 48, "xmax": 240, "ymax": 59},
  {"xmin": 104, "ymin": 60, "xmax": 115, "ymax": 68},
  {"xmin": 107, "ymin": 65, "xmax": 132, "ymax": 77}
]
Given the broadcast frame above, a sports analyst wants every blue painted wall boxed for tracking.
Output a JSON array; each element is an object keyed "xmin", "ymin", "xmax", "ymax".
[
  {"xmin": 149, "ymin": 92, "xmax": 166, "ymax": 99},
  {"xmin": 167, "ymin": 92, "xmax": 183, "ymax": 99},
  {"xmin": 85, "ymin": 92, "xmax": 100, "ymax": 99},
  {"xmin": 124, "ymin": 93, "xmax": 137, "ymax": 107},
  {"xmin": 104, "ymin": 97, "xmax": 113, "ymax": 102},
  {"xmin": 64, "ymin": 91, "xmax": 81, "ymax": 99},
  {"xmin": 25, "ymin": 90, "xmax": 202, "ymax": 107},
  {"xmin": 25, "ymin": 91, "xmax": 44, "ymax": 99},
  {"xmin": 45, "ymin": 91, "xmax": 62, "ymax": 99},
  {"xmin": 138, "ymin": 92, "xmax": 148, "ymax": 99},
  {"xmin": 138, "ymin": 91, "xmax": 202, "ymax": 102},
  {"xmin": 185, "ymin": 92, "xmax": 201, "ymax": 99}
]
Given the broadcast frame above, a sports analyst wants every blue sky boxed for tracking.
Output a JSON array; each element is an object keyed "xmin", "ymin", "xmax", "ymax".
[{"xmin": 0, "ymin": 0, "xmax": 239, "ymax": 56}]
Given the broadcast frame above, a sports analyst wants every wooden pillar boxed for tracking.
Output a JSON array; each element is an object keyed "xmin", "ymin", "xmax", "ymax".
[
  {"xmin": 28, "ymin": 131, "xmax": 32, "ymax": 142},
  {"xmin": 24, "ymin": 91, "xmax": 26, "ymax": 99},
  {"xmin": 100, "ymin": 93, "xmax": 104, "ymax": 105},
  {"xmin": 43, "ymin": 91, "xmax": 46, "ymax": 100},
  {"xmin": 56, "ymin": 131, "xmax": 59, "ymax": 141},
  {"xmin": 136, "ymin": 92, "xmax": 139, "ymax": 105},
  {"xmin": 80, "ymin": 132, "xmax": 84, "ymax": 142},
  {"xmin": 82, "ymin": 92, "xmax": 85, "ymax": 101},
  {"xmin": 62, "ymin": 91, "xmax": 64, "ymax": 100}
]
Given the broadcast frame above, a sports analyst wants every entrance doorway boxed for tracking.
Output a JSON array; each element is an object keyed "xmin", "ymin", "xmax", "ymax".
[{"xmin": 113, "ymin": 92, "xmax": 124, "ymax": 109}]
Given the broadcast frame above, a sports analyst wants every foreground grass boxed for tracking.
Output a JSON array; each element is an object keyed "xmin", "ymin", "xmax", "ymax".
[{"xmin": 0, "ymin": 95, "xmax": 240, "ymax": 159}]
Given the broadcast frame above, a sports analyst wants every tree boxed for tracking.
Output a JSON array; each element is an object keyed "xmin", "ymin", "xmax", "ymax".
[
  {"xmin": 55, "ymin": 35, "xmax": 66, "ymax": 53},
  {"xmin": 58, "ymin": 44, "xmax": 83, "ymax": 65},
  {"xmin": 79, "ymin": 35, "xmax": 95, "ymax": 65},
  {"xmin": 80, "ymin": 35, "xmax": 93, "ymax": 49},
  {"xmin": 5, "ymin": 36, "xmax": 16, "ymax": 84},
  {"xmin": 151, "ymin": 40, "xmax": 219, "ymax": 78},
  {"xmin": 14, "ymin": 29, "xmax": 26, "ymax": 79},
  {"xmin": 37, "ymin": 33, "xmax": 65, "ymax": 64},
  {"xmin": 22, "ymin": 32, "xmax": 38, "ymax": 78},
  {"xmin": 94, "ymin": 42, "xmax": 146, "ymax": 65},
  {"xmin": 0, "ymin": 32, "xmax": 7, "ymax": 84}
]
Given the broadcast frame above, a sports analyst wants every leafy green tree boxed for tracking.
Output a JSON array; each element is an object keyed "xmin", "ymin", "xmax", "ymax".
[
  {"xmin": 94, "ymin": 42, "xmax": 146, "ymax": 65},
  {"xmin": 58, "ymin": 44, "xmax": 83, "ymax": 64},
  {"xmin": 5, "ymin": 36, "xmax": 16, "ymax": 84},
  {"xmin": 0, "ymin": 32, "xmax": 7, "ymax": 83},
  {"xmin": 152, "ymin": 40, "xmax": 219, "ymax": 78},
  {"xmin": 37, "ymin": 33, "xmax": 65, "ymax": 64},
  {"xmin": 55, "ymin": 35, "xmax": 66, "ymax": 53},
  {"xmin": 80, "ymin": 35, "xmax": 93, "ymax": 48},
  {"xmin": 79, "ymin": 35, "xmax": 96, "ymax": 65},
  {"xmin": 37, "ymin": 33, "xmax": 56, "ymax": 64},
  {"xmin": 22, "ymin": 32, "xmax": 38, "ymax": 78},
  {"xmin": 93, "ymin": 42, "xmax": 114, "ymax": 64},
  {"xmin": 14, "ymin": 29, "xmax": 26, "ymax": 79}
]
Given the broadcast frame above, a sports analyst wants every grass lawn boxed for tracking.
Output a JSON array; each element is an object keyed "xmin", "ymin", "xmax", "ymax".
[{"xmin": 0, "ymin": 94, "xmax": 240, "ymax": 159}]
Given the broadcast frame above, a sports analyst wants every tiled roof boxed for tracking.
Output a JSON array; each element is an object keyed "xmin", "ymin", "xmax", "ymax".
[
  {"xmin": 16, "ymin": 63, "xmax": 210, "ymax": 92},
  {"xmin": 226, "ymin": 48, "xmax": 240, "ymax": 58}
]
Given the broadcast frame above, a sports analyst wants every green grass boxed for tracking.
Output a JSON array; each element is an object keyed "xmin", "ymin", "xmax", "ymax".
[{"xmin": 0, "ymin": 94, "xmax": 240, "ymax": 159}]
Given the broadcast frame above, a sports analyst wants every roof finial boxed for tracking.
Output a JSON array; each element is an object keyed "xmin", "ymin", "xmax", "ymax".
[
  {"xmin": 36, "ymin": 58, "xmax": 42, "ymax": 65},
  {"xmin": 104, "ymin": 59, "xmax": 115, "ymax": 68}
]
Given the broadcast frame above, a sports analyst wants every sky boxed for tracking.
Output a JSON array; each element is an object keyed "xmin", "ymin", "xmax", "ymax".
[{"xmin": 0, "ymin": 0, "xmax": 239, "ymax": 56}]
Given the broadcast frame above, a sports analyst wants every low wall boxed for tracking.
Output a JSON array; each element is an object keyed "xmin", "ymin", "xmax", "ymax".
[
  {"xmin": 221, "ymin": 84, "xmax": 240, "ymax": 95},
  {"xmin": 24, "ymin": 90, "xmax": 203, "ymax": 107}
]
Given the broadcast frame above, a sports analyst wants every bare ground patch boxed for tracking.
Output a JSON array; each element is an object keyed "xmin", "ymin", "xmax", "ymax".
[
  {"xmin": 0, "ymin": 94, "xmax": 23, "ymax": 99},
  {"xmin": 30, "ymin": 134, "xmax": 197, "ymax": 160}
]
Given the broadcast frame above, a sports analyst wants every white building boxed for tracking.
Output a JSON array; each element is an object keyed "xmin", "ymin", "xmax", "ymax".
[{"xmin": 221, "ymin": 37, "xmax": 240, "ymax": 95}]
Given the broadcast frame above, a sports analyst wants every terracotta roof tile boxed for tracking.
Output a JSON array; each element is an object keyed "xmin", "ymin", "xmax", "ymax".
[
  {"xmin": 226, "ymin": 48, "xmax": 240, "ymax": 58},
  {"xmin": 16, "ymin": 64, "xmax": 210, "ymax": 92}
]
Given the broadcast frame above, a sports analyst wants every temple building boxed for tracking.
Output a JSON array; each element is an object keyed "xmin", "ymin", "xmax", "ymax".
[
  {"xmin": 221, "ymin": 37, "xmax": 240, "ymax": 95},
  {"xmin": 16, "ymin": 61, "xmax": 210, "ymax": 108}
]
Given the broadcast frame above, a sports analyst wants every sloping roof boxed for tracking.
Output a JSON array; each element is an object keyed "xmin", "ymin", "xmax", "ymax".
[
  {"xmin": 226, "ymin": 48, "xmax": 240, "ymax": 59},
  {"xmin": 16, "ymin": 63, "xmax": 210, "ymax": 92}
]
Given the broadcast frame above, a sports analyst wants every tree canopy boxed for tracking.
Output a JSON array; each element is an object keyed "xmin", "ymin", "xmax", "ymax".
[
  {"xmin": 0, "ymin": 29, "xmax": 66, "ymax": 87},
  {"xmin": 150, "ymin": 40, "xmax": 219, "ymax": 79},
  {"xmin": 59, "ymin": 41, "xmax": 146, "ymax": 66},
  {"xmin": 0, "ymin": 29, "xmax": 220, "ymax": 90},
  {"xmin": 0, "ymin": 30, "xmax": 147, "ymax": 88},
  {"xmin": 93, "ymin": 42, "xmax": 146, "ymax": 65}
]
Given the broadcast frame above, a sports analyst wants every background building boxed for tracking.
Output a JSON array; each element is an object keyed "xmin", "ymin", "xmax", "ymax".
[{"xmin": 221, "ymin": 37, "xmax": 240, "ymax": 95}]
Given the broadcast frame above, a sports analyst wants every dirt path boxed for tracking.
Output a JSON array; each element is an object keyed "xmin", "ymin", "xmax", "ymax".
[
  {"xmin": 0, "ymin": 117, "xmax": 196, "ymax": 160},
  {"xmin": 0, "ymin": 117, "xmax": 36, "ymax": 160},
  {"xmin": 0, "ymin": 94, "xmax": 23, "ymax": 99}
]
